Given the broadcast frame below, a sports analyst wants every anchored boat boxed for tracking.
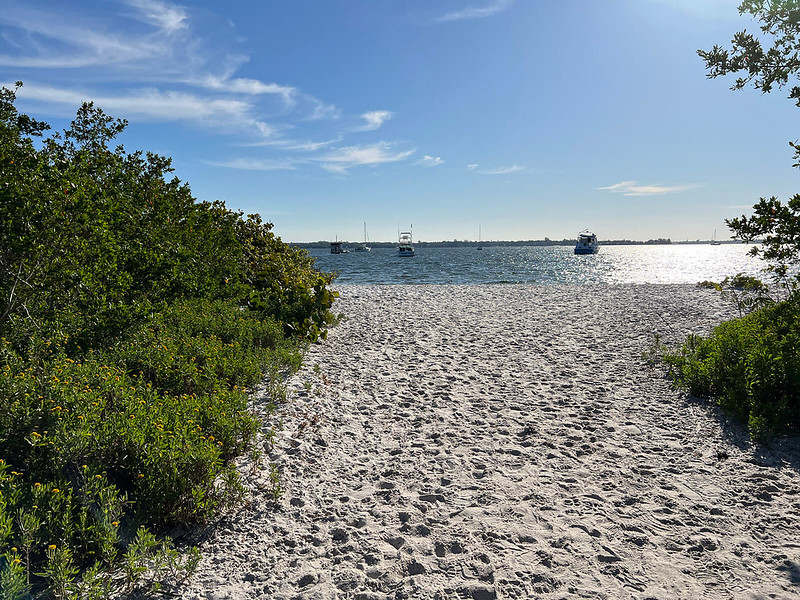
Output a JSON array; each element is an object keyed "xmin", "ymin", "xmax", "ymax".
[
  {"xmin": 574, "ymin": 230, "xmax": 599, "ymax": 255},
  {"xmin": 398, "ymin": 229, "xmax": 415, "ymax": 257},
  {"xmin": 354, "ymin": 222, "xmax": 371, "ymax": 252},
  {"xmin": 330, "ymin": 239, "xmax": 348, "ymax": 254}
]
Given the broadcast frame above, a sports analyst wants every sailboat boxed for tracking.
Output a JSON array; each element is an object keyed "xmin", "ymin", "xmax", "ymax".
[
  {"xmin": 354, "ymin": 222, "xmax": 371, "ymax": 252},
  {"xmin": 710, "ymin": 229, "xmax": 721, "ymax": 245},
  {"xmin": 477, "ymin": 225, "xmax": 483, "ymax": 250}
]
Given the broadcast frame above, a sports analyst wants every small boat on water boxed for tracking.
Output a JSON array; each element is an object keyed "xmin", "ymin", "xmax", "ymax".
[
  {"xmin": 330, "ymin": 239, "xmax": 349, "ymax": 254},
  {"xmin": 710, "ymin": 229, "xmax": 721, "ymax": 246},
  {"xmin": 574, "ymin": 230, "xmax": 599, "ymax": 254},
  {"xmin": 398, "ymin": 229, "xmax": 415, "ymax": 257},
  {"xmin": 354, "ymin": 222, "xmax": 371, "ymax": 252}
]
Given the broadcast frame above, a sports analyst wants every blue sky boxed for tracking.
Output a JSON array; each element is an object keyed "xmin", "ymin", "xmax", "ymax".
[{"xmin": 2, "ymin": 0, "xmax": 798, "ymax": 242}]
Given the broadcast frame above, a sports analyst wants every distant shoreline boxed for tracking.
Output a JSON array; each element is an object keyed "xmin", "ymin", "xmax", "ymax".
[{"xmin": 291, "ymin": 239, "xmax": 748, "ymax": 249}]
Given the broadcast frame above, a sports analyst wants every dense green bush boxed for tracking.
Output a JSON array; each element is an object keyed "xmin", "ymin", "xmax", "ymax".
[
  {"xmin": 0, "ymin": 299, "xmax": 298, "ymax": 595},
  {"xmin": 237, "ymin": 213, "xmax": 338, "ymax": 341},
  {"xmin": 0, "ymin": 83, "xmax": 337, "ymax": 596},
  {"xmin": 0, "ymin": 83, "xmax": 336, "ymax": 350},
  {"xmin": 663, "ymin": 293, "xmax": 800, "ymax": 439}
]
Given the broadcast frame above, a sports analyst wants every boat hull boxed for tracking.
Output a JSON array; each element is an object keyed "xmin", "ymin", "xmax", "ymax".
[
  {"xmin": 398, "ymin": 229, "xmax": 414, "ymax": 256},
  {"xmin": 574, "ymin": 247, "xmax": 598, "ymax": 255}
]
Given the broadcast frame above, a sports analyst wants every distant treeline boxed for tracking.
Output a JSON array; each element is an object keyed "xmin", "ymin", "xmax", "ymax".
[{"xmin": 293, "ymin": 238, "xmax": 745, "ymax": 249}]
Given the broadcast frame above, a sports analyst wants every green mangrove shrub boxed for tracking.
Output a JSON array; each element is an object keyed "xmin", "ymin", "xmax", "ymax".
[
  {"xmin": 0, "ymin": 82, "xmax": 337, "ymax": 595},
  {"xmin": 663, "ymin": 293, "xmax": 800, "ymax": 439}
]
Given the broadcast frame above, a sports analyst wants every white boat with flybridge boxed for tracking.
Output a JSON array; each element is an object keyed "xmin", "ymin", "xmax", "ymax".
[
  {"xmin": 354, "ymin": 222, "xmax": 371, "ymax": 252},
  {"xmin": 574, "ymin": 230, "xmax": 599, "ymax": 254},
  {"xmin": 330, "ymin": 238, "xmax": 348, "ymax": 254},
  {"xmin": 398, "ymin": 228, "xmax": 415, "ymax": 257}
]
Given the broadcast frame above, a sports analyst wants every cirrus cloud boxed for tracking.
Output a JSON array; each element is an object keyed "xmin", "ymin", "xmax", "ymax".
[
  {"xmin": 354, "ymin": 110, "xmax": 392, "ymax": 132},
  {"xmin": 1, "ymin": 0, "xmax": 415, "ymax": 178},
  {"xmin": 123, "ymin": 0, "xmax": 188, "ymax": 34},
  {"xmin": 472, "ymin": 164, "xmax": 524, "ymax": 175},
  {"xmin": 205, "ymin": 157, "xmax": 300, "ymax": 171},
  {"xmin": 598, "ymin": 180, "xmax": 700, "ymax": 196},
  {"xmin": 435, "ymin": 0, "xmax": 514, "ymax": 22},
  {"xmin": 417, "ymin": 155, "xmax": 444, "ymax": 167},
  {"xmin": 316, "ymin": 142, "xmax": 415, "ymax": 174}
]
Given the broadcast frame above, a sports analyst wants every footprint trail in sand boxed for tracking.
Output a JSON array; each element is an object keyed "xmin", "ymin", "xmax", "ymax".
[{"xmin": 178, "ymin": 285, "xmax": 800, "ymax": 600}]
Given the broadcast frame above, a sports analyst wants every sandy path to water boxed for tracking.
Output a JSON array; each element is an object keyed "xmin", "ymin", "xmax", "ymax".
[{"xmin": 177, "ymin": 284, "xmax": 800, "ymax": 600}]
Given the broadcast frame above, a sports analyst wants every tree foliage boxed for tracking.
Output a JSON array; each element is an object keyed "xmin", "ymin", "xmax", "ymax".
[
  {"xmin": 698, "ymin": 1, "xmax": 800, "ymax": 105},
  {"xmin": 0, "ymin": 82, "xmax": 336, "ymax": 348},
  {"xmin": 699, "ymin": 1, "xmax": 800, "ymax": 285},
  {"xmin": 726, "ymin": 195, "xmax": 800, "ymax": 285}
]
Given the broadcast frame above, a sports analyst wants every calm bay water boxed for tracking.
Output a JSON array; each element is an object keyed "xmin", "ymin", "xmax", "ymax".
[{"xmin": 308, "ymin": 244, "xmax": 765, "ymax": 285}]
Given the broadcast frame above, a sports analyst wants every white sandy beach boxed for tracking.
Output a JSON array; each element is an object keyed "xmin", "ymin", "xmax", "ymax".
[{"xmin": 176, "ymin": 284, "xmax": 800, "ymax": 600}]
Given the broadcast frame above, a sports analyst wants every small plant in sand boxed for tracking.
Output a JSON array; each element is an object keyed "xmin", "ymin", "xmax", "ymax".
[
  {"xmin": 268, "ymin": 464, "xmax": 283, "ymax": 502},
  {"xmin": 642, "ymin": 332, "xmax": 666, "ymax": 368},
  {"xmin": 122, "ymin": 527, "xmax": 200, "ymax": 595}
]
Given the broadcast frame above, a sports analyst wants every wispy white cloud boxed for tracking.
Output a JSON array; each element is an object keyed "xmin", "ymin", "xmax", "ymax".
[
  {"xmin": 205, "ymin": 157, "xmax": 300, "ymax": 171},
  {"xmin": 1, "ymin": 0, "xmax": 415, "ymax": 177},
  {"xmin": 0, "ymin": 4, "xmax": 168, "ymax": 68},
  {"xmin": 300, "ymin": 96, "xmax": 340, "ymax": 121},
  {"xmin": 599, "ymin": 180, "xmax": 699, "ymax": 196},
  {"xmin": 122, "ymin": 0, "xmax": 188, "ymax": 34},
  {"xmin": 246, "ymin": 136, "xmax": 343, "ymax": 152},
  {"xmin": 16, "ymin": 83, "xmax": 277, "ymax": 136},
  {"xmin": 354, "ymin": 110, "xmax": 392, "ymax": 132},
  {"xmin": 283, "ymin": 137, "xmax": 342, "ymax": 152},
  {"xmin": 316, "ymin": 142, "xmax": 415, "ymax": 174},
  {"xmin": 475, "ymin": 164, "xmax": 524, "ymax": 175},
  {"xmin": 195, "ymin": 74, "xmax": 296, "ymax": 101},
  {"xmin": 417, "ymin": 155, "xmax": 444, "ymax": 167},
  {"xmin": 435, "ymin": 0, "xmax": 514, "ymax": 23}
]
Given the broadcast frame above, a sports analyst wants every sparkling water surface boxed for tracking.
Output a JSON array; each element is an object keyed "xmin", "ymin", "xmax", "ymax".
[{"xmin": 308, "ymin": 244, "xmax": 765, "ymax": 285}]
